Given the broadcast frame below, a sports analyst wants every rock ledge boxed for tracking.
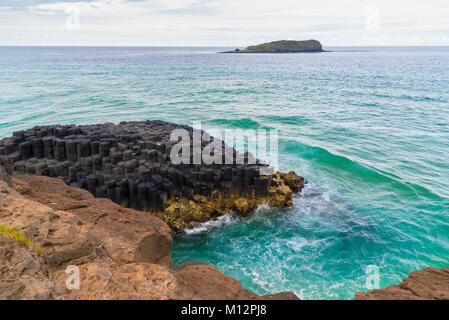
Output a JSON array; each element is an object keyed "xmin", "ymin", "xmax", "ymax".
[
  {"xmin": 0, "ymin": 158, "xmax": 299, "ymax": 300},
  {"xmin": 0, "ymin": 121, "xmax": 305, "ymax": 230}
]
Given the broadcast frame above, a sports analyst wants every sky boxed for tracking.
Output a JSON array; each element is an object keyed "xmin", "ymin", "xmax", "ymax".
[{"xmin": 0, "ymin": 0, "xmax": 448, "ymax": 46}]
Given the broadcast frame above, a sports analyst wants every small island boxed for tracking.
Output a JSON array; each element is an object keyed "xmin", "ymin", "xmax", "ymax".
[{"xmin": 223, "ymin": 40, "xmax": 325, "ymax": 53}]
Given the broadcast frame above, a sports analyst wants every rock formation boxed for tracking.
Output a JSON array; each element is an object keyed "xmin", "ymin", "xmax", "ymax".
[
  {"xmin": 223, "ymin": 40, "xmax": 324, "ymax": 53},
  {"xmin": 355, "ymin": 267, "xmax": 449, "ymax": 300},
  {"xmin": 0, "ymin": 158, "xmax": 299, "ymax": 300},
  {"xmin": 0, "ymin": 121, "xmax": 305, "ymax": 230}
]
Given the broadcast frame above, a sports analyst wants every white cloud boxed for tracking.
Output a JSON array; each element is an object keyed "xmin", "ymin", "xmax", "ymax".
[{"xmin": 0, "ymin": 0, "xmax": 448, "ymax": 45}]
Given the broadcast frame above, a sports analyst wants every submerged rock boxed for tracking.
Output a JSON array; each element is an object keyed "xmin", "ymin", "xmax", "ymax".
[{"xmin": 0, "ymin": 121, "xmax": 305, "ymax": 230}]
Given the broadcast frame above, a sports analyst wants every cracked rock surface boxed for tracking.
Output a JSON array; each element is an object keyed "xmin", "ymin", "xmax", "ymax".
[{"xmin": 0, "ymin": 157, "xmax": 299, "ymax": 300}]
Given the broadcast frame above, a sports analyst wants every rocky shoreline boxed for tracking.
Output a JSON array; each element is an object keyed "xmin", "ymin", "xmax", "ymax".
[
  {"xmin": 0, "ymin": 160, "xmax": 299, "ymax": 299},
  {"xmin": 0, "ymin": 121, "xmax": 304, "ymax": 231},
  {"xmin": 0, "ymin": 120, "xmax": 305, "ymax": 300},
  {"xmin": 355, "ymin": 267, "xmax": 449, "ymax": 300},
  {"xmin": 2, "ymin": 121, "xmax": 446, "ymax": 300}
]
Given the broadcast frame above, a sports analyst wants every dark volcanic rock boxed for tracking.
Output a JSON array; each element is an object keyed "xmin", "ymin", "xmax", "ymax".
[
  {"xmin": 0, "ymin": 156, "xmax": 12, "ymax": 187},
  {"xmin": 0, "ymin": 121, "xmax": 305, "ymax": 230}
]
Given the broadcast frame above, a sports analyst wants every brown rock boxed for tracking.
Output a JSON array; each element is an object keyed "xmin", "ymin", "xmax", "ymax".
[
  {"xmin": 0, "ymin": 161, "xmax": 300, "ymax": 300},
  {"xmin": 13, "ymin": 175, "xmax": 172, "ymax": 266},
  {"xmin": 262, "ymin": 291, "xmax": 301, "ymax": 300},
  {"xmin": 0, "ymin": 156, "xmax": 12, "ymax": 187},
  {"xmin": 0, "ymin": 180, "xmax": 98, "ymax": 269},
  {"xmin": 355, "ymin": 267, "xmax": 449, "ymax": 300},
  {"xmin": 278, "ymin": 171, "xmax": 305, "ymax": 193},
  {"xmin": 53, "ymin": 262, "xmax": 181, "ymax": 300},
  {"xmin": 0, "ymin": 156, "xmax": 13, "ymax": 211},
  {"xmin": 175, "ymin": 262, "xmax": 300, "ymax": 300},
  {"xmin": 175, "ymin": 262, "xmax": 258, "ymax": 299},
  {"xmin": 0, "ymin": 236, "xmax": 63, "ymax": 300}
]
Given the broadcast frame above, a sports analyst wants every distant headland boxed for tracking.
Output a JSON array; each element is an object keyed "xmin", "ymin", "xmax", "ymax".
[{"xmin": 222, "ymin": 40, "xmax": 325, "ymax": 53}]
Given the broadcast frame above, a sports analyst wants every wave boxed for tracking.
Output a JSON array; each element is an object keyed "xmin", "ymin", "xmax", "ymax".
[
  {"xmin": 182, "ymin": 212, "xmax": 237, "ymax": 235},
  {"xmin": 207, "ymin": 118, "xmax": 261, "ymax": 130},
  {"xmin": 203, "ymin": 117, "xmax": 445, "ymax": 203},
  {"xmin": 260, "ymin": 114, "xmax": 311, "ymax": 126},
  {"xmin": 281, "ymin": 139, "xmax": 447, "ymax": 202},
  {"xmin": 182, "ymin": 202, "xmax": 278, "ymax": 235}
]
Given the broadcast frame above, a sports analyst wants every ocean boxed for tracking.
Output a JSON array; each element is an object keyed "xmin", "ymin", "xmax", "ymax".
[{"xmin": 1, "ymin": 46, "xmax": 448, "ymax": 299}]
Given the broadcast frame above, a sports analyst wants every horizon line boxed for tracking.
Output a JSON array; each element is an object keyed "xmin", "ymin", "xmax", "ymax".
[{"xmin": 1, "ymin": 45, "xmax": 449, "ymax": 48}]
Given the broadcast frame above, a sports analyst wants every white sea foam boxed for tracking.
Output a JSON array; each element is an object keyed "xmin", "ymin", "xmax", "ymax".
[
  {"xmin": 183, "ymin": 212, "xmax": 236, "ymax": 235},
  {"xmin": 182, "ymin": 202, "xmax": 279, "ymax": 235},
  {"xmin": 254, "ymin": 202, "xmax": 271, "ymax": 215}
]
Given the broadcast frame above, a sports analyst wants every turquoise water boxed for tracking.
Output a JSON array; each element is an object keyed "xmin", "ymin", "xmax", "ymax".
[{"xmin": 1, "ymin": 46, "xmax": 449, "ymax": 299}]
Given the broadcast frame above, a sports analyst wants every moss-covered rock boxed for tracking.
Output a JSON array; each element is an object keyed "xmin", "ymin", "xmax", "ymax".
[{"xmin": 151, "ymin": 171, "xmax": 305, "ymax": 231}]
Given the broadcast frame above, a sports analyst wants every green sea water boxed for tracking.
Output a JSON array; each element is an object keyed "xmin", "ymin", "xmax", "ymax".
[{"xmin": 1, "ymin": 46, "xmax": 448, "ymax": 299}]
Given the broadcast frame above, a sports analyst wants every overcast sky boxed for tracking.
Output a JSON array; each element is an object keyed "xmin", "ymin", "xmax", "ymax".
[{"xmin": 1, "ymin": 0, "xmax": 448, "ymax": 46}]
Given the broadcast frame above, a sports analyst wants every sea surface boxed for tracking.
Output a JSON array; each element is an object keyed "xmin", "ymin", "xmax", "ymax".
[{"xmin": 1, "ymin": 46, "xmax": 449, "ymax": 299}]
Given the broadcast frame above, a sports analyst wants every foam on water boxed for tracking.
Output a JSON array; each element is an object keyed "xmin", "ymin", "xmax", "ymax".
[{"xmin": 183, "ymin": 213, "xmax": 237, "ymax": 235}]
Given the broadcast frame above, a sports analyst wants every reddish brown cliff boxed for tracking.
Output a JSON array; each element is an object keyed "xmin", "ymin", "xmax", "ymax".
[{"xmin": 0, "ymin": 158, "xmax": 298, "ymax": 300}]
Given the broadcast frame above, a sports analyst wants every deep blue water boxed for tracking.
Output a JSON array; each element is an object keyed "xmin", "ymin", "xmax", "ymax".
[{"xmin": 1, "ymin": 46, "xmax": 449, "ymax": 299}]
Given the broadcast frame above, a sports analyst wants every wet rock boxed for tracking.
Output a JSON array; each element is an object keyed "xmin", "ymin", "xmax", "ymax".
[{"xmin": 279, "ymin": 171, "xmax": 305, "ymax": 193}]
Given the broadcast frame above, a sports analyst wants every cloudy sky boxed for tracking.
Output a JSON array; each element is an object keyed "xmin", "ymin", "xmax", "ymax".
[{"xmin": 1, "ymin": 0, "xmax": 448, "ymax": 46}]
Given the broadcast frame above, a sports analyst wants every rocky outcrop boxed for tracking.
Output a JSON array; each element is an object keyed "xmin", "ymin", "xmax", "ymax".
[
  {"xmin": 0, "ymin": 156, "xmax": 12, "ymax": 187},
  {"xmin": 175, "ymin": 261, "xmax": 257, "ymax": 299},
  {"xmin": 0, "ymin": 236, "xmax": 63, "ymax": 300},
  {"xmin": 355, "ymin": 267, "xmax": 449, "ymax": 300},
  {"xmin": 0, "ymin": 121, "xmax": 305, "ymax": 230},
  {"xmin": 223, "ymin": 40, "xmax": 324, "ymax": 53},
  {"xmin": 0, "ymin": 158, "xmax": 299, "ymax": 300},
  {"xmin": 175, "ymin": 261, "xmax": 300, "ymax": 300},
  {"xmin": 12, "ymin": 175, "xmax": 172, "ymax": 266}
]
